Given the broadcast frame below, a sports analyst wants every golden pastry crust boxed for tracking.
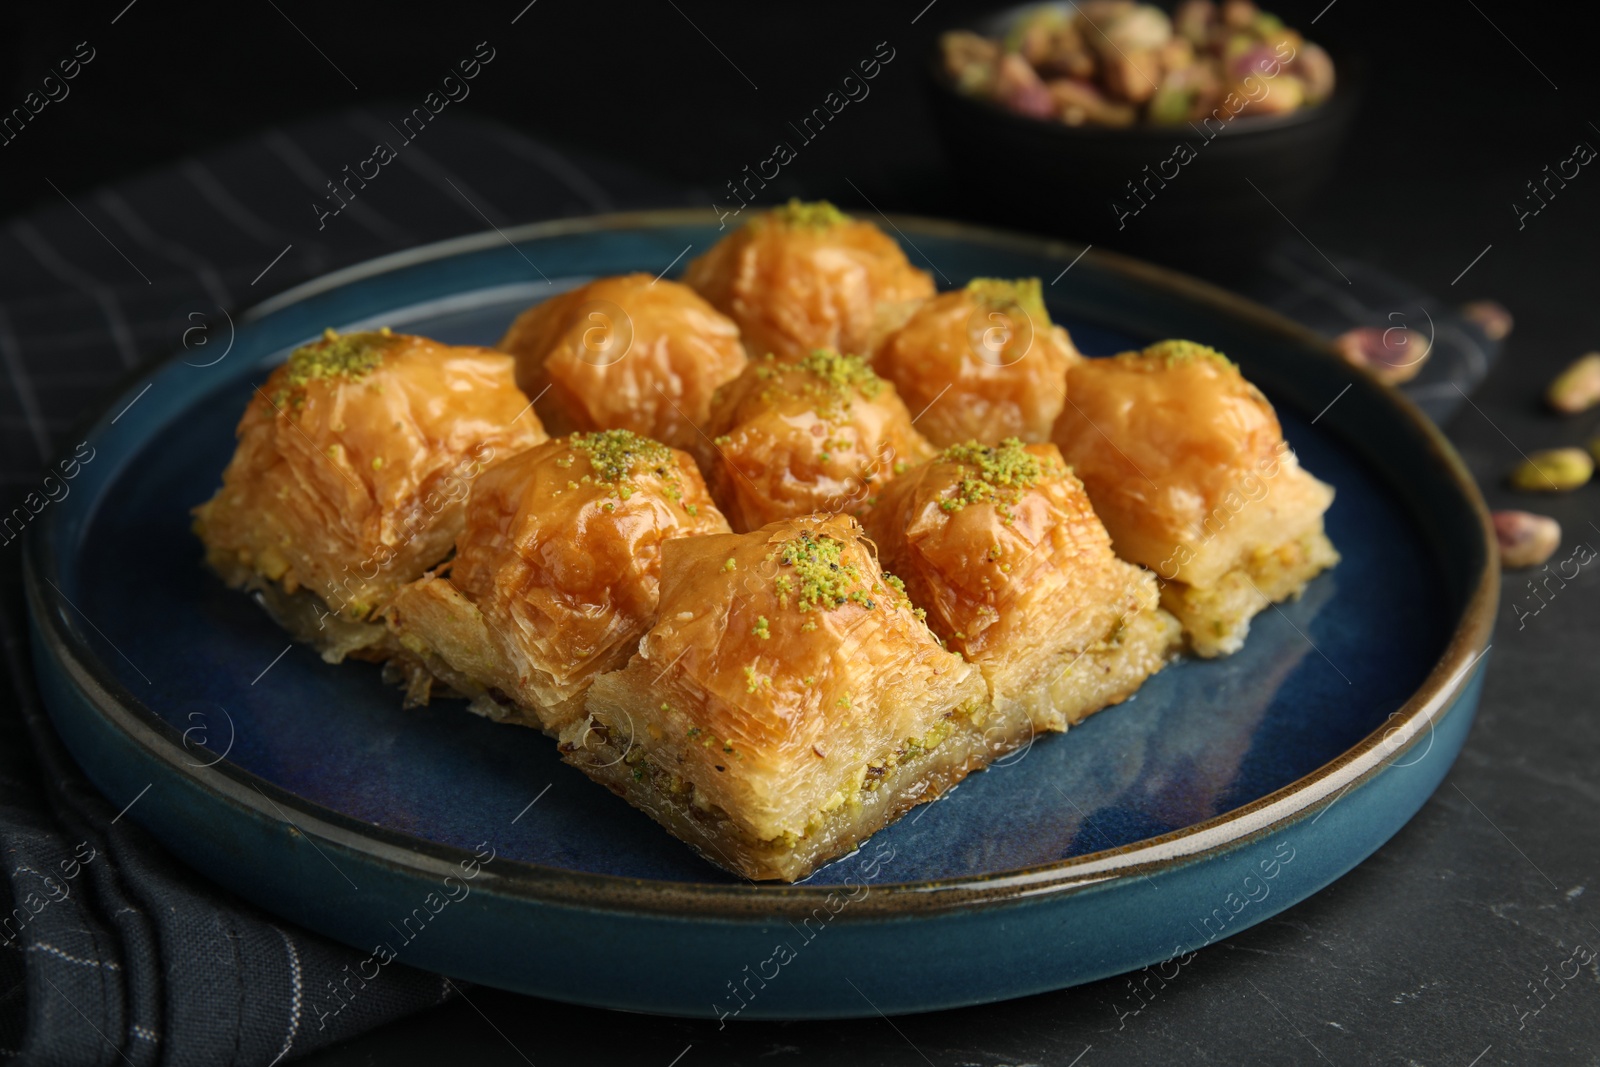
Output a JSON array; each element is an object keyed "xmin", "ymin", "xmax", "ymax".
[
  {"xmin": 1050, "ymin": 340, "xmax": 1338, "ymax": 657},
  {"xmin": 386, "ymin": 430, "xmax": 730, "ymax": 732},
  {"xmin": 864, "ymin": 440, "xmax": 1179, "ymax": 730},
  {"xmin": 498, "ymin": 273, "xmax": 747, "ymax": 452},
  {"xmin": 872, "ymin": 278, "xmax": 1081, "ymax": 447},
  {"xmin": 684, "ymin": 200, "xmax": 935, "ymax": 361},
  {"xmin": 700, "ymin": 349, "xmax": 935, "ymax": 531},
  {"xmin": 192, "ymin": 329, "xmax": 546, "ymax": 660},
  {"xmin": 571, "ymin": 514, "xmax": 991, "ymax": 881}
]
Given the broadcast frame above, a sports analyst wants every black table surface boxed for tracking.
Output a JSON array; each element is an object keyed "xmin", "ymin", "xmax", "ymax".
[{"xmin": 5, "ymin": 2, "xmax": 1599, "ymax": 1064}]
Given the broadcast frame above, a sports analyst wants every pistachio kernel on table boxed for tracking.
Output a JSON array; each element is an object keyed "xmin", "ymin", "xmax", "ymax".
[
  {"xmin": 1460, "ymin": 300, "xmax": 1513, "ymax": 343},
  {"xmin": 1546, "ymin": 353, "xmax": 1600, "ymax": 415},
  {"xmin": 1510, "ymin": 447, "xmax": 1593, "ymax": 493},
  {"xmin": 1492, "ymin": 510, "xmax": 1562, "ymax": 570},
  {"xmin": 1333, "ymin": 327, "xmax": 1431, "ymax": 386}
]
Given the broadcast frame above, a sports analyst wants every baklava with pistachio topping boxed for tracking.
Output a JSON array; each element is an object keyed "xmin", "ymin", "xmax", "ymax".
[
  {"xmin": 1050, "ymin": 341, "xmax": 1338, "ymax": 657},
  {"xmin": 699, "ymin": 348, "xmax": 935, "ymax": 532},
  {"xmin": 386, "ymin": 430, "xmax": 730, "ymax": 733},
  {"xmin": 192, "ymin": 328, "xmax": 547, "ymax": 661},
  {"xmin": 570, "ymin": 513, "xmax": 993, "ymax": 882},
  {"xmin": 872, "ymin": 278, "xmax": 1082, "ymax": 448},
  {"xmin": 685, "ymin": 199, "xmax": 936, "ymax": 362},
  {"xmin": 865, "ymin": 439, "xmax": 1180, "ymax": 732},
  {"xmin": 497, "ymin": 273, "xmax": 748, "ymax": 453}
]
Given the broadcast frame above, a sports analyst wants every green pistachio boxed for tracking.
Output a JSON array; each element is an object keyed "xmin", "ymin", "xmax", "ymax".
[{"xmin": 1510, "ymin": 448, "xmax": 1593, "ymax": 493}]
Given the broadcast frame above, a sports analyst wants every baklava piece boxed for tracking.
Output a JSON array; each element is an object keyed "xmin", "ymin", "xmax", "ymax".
[
  {"xmin": 684, "ymin": 199, "xmax": 935, "ymax": 361},
  {"xmin": 872, "ymin": 278, "xmax": 1081, "ymax": 448},
  {"xmin": 498, "ymin": 273, "xmax": 747, "ymax": 452},
  {"xmin": 864, "ymin": 439, "xmax": 1179, "ymax": 732},
  {"xmin": 1050, "ymin": 341, "xmax": 1339, "ymax": 657},
  {"xmin": 193, "ymin": 329, "xmax": 546, "ymax": 661},
  {"xmin": 699, "ymin": 349, "xmax": 934, "ymax": 531},
  {"xmin": 386, "ymin": 430, "xmax": 729, "ymax": 733},
  {"xmin": 570, "ymin": 514, "xmax": 993, "ymax": 882}
]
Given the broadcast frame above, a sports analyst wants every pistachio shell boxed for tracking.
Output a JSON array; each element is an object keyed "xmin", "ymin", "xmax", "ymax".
[
  {"xmin": 1101, "ymin": 5, "xmax": 1172, "ymax": 51},
  {"xmin": 1173, "ymin": 0, "xmax": 1216, "ymax": 45},
  {"xmin": 1295, "ymin": 42, "xmax": 1336, "ymax": 104},
  {"xmin": 1221, "ymin": 0, "xmax": 1258, "ymax": 30}
]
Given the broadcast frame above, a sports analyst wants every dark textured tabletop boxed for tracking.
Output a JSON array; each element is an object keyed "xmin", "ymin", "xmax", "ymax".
[{"xmin": 4, "ymin": 2, "xmax": 1598, "ymax": 1064}]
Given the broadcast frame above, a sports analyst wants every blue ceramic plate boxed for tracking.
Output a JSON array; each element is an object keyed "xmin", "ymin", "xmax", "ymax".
[{"xmin": 25, "ymin": 211, "xmax": 1496, "ymax": 1019}]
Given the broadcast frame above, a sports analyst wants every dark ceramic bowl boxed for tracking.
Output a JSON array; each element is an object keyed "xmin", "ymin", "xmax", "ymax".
[{"xmin": 924, "ymin": 2, "xmax": 1360, "ymax": 277}]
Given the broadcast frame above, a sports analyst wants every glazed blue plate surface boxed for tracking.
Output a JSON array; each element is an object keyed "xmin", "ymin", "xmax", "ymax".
[{"xmin": 25, "ymin": 212, "xmax": 1496, "ymax": 1018}]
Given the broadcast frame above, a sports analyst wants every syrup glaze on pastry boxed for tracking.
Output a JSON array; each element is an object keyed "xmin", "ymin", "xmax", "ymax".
[
  {"xmin": 684, "ymin": 200, "xmax": 935, "ymax": 362},
  {"xmin": 872, "ymin": 278, "xmax": 1080, "ymax": 448},
  {"xmin": 699, "ymin": 348, "xmax": 935, "ymax": 532},
  {"xmin": 1050, "ymin": 340, "xmax": 1338, "ymax": 657},
  {"xmin": 499, "ymin": 273, "xmax": 747, "ymax": 452},
  {"xmin": 571, "ymin": 513, "xmax": 992, "ymax": 881},
  {"xmin": 193, "ymin": 328, "xmax": 547, "ymax": 661},
  {"xmin": 864, "ymin": 439, "xmax": 1179, "ymax": 731},
  {"xmin": 386, "ymin": 429, "xmax": 729, "ymax": 732}
]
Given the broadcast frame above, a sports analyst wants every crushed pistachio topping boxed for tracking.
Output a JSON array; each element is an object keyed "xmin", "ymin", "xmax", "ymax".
[
  {"xmin": 567, "ymin": 429, "xmax": 699, "ymax": 513},
  {"xmin": 743, "ymin": 664, "xmax": 772, "ymax": 693},
  {"xmin": 1138, "ymin": 339, "xmax": 1234, "ymax": 367},
  {"xmin": 794, "ymin": 348, "xmax": 883, "ymax": 402},
  {"xmin": 966, "ymin": 277, "xmax": 1050, "ymax": 326},
  {"xmin": 752, "ymin": 615, "xmax": 770, "ymax": 640},
  {"xmin": 722, "ymin": 558, "xmax": 737, "ymax": 573},
  {"xmin": 570, "ymin": 428, "xmax": 672, "ymax": 483},
  {"xmin": 882, "ymin": 571, "xmax": 926, "ymax": 620},
  {"xmin": 763, "ymin": 198, "xmax": 850, "ymax": 229},
  {"xmin": 273, "ymin": 327, "xmax": 399, "ymax": 406},
  {"xmin": 773, "ymin": 530, "xmax": 872, "ymax": 612},
  {"xmin": 936, "ymin": 438, "xmax": 1057, "ymax": 524},
  {"xmin": 759, "ymin": 349, "xmax": 886, "ymax": 427}
]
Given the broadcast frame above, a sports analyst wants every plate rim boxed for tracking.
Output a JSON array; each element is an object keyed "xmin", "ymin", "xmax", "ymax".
[{"xmin": 23, "ymin": 208, "xmax": 1499, "ymax": 919}]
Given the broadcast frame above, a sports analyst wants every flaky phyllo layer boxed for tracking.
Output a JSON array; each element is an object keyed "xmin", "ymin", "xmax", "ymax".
[
  {"xmin": 385, "ymin": 430, "xmax": 730, "ymax": 732},
  {"xmin": 872, "ymin": 278, "xmax": 1082, "ymax": 448},
  {"xmin": 1051, "ymin": 341, "xmax": 1338, "ymax": 657},
  {"xmin": 684, "ymin": 199, "xmax": 935, "ymax": 362},
  {"xmin": 866, "ymin": 438, "xmax": 1181, "ymax": 729},
  {"xmin": 192, "ymin": 328, "xmax": 547, "ymax": 660},
  {"xmin": 571, "ymin": 514, "xmax": 990, "ymax": 879},
  {"xmin": 498, "ymin": 273, "xmax": 748, "ymax": 452},
  {"xmin": 698, "ymin": 348, "xmax": 934, "ymax": 532}
]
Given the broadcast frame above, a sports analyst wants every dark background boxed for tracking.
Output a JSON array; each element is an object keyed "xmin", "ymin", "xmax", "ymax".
[
  {"xmin": 4, "ymin": 2, "xmax": 1599, "ymax": 1064},
  {"xmin": 4, "ymin": 0, "xmax": 1597, "ymax": 305}
]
